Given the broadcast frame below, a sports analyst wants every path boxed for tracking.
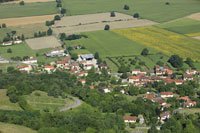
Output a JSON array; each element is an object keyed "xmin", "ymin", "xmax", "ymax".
[{"xmin": 60, "ymin": 97, "xmax": 81, "ymax": 112}]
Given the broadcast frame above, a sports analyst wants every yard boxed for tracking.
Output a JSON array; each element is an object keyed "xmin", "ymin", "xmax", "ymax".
[
  {"xmin": 24, "ymin": 91, "xmax": 75, "ymax": 112},
  {"xmin": 62, "ymin": 0, "xmax": 200, "ymax": 22}
]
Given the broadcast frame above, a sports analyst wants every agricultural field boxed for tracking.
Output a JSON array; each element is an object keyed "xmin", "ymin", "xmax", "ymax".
[
  {"xmin": 157, "ymin": 18, "xmax": 200, "ymax": 34},
  {"xmin": 24, "ymin": 91, "xmax": 75, "ymax": 112},
  {"xmin": 0, "ymin": 63, "xmax": 18, "ymax": 73},
  {"xmin": 0, "ymin": 14, "xmax": 55, "ymax": 26},
  {"xmin": 62, "ymin": 0, "xmax": 200, "ymax": 22},
  {"xmin": 113, "ymin": 26, "xmax": 200, "ymax": 61},
  {"xmin": 3, "ymin": 0, "xmax": 55, "ymax": 4},
  {"xmin": 0, "ymin": 89, "xmax": 21, "ymax": 111},
  {"xmin": 26, "ymin": 36, "xmax": 61, "ymax": 50},
  {"xmin": 188, "ymin": 13, "xmax": 200, "ymax": 21},
  {"xmin": 0, "ymin": 122, "xmax": 37, "ymax": 133},
  {"xmin": 52, "ymin": 12, "xmax": 157, "ymax": 35},
  {"xmin": 0, "ymin": 2, "xmax": 58, "ymax": 19}
]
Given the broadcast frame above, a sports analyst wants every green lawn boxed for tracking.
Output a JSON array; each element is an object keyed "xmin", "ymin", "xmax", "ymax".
[
  {"xmin": 181, "ymin": 108, "xmax": 200, "ymax": 115},
  {"xmin": 0, "ymin": 122, "xmax": 37, "ymax": 133},
  {"xmin": 62, "ymin": 0, "xmax": 200, "ymax": 22},
  {"xmin": 0, "ymin": 63, "xmax": 18, "ymax": 73},
  {"xmin": 24, "ymin": 90, "xmax": 75, "ymax": 112},
  {"xmin": 0, "ymin": 89, "xmax": 21, "ymax": 111},
  {"xmin": 0, "ymin": 2, "xmax": 58, "ymax": 19},
  {"xmin": 157, "ymin": 18, "xmax": 200, "ymax": 34},
  {"xmin": 65, "ymin": 30, "xmax": 158, "ymax": 58}
]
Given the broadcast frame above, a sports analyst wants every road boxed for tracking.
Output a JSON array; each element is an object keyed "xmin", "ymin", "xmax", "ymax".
[{"xmin": 60, "ymin": 97, "xmax": 81, "ymax": 112}]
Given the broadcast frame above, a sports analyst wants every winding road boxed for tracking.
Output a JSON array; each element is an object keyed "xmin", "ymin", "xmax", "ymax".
[{"xmin": 60, "ymin": 97, "xmax": 81, "ymax": 112}]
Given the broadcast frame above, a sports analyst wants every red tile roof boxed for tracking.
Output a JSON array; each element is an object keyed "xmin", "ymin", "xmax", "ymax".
[{"xmin": 123, "ymin": 116, "xmax": 137, "ymax": 121}]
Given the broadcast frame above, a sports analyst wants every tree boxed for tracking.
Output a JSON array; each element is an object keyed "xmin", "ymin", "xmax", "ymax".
[
  {"xmin": 110, "ymin": 11, "xmax": 115, "ymax": 17},
  {"xmin": 104, "ymin": 25, "xmax": 110, "ymax": 30},
  {"xmin": 7, "ymin": 66, "xmax": 14, "ymax": 73},
  {"xmin": 141, "ymin": 48, "xmax": 149, "ymax": 56},
  {"xmin": 185, "ymin": 57, "xmax": 195, "ymax": 69},
  {"xmin": 54, "ymin": 15, "xmax": 61, "ymax": 21},
  {"xmin": 94, "ymin": 52, "xmax": 99, "ymax": 59},
  {"xmin": 133, "ymin": 13, "xmax": 139, "ymax": 18},
  {"xmin": 168, "ymin": 55, "xmax": 183, "ymax": 68},
  {"xmin": 21, "ymin": 34, "xmax": 25, "ymax": 41},
  {"xmin": 124, "ymin": 5, "xmax": 129, "ymax": 10},
  {"xmin": 47, "ymin": 28, "xmax": 53, "ymax": 36},
  {"xmin": 11, "ymin": 30, "xmax": 16, "ymax": 35},
  {"xmin": 61, "ymin": 8, "xmax": 66, "ymax": 15},
  {"xmin": 2, "ymin": 23, "xmax": 6, "ymax": 28},
  {"xmin": 60, "ymin": 33, "xmax": 66, "ymax": 40},
  {"xmin": 19, "ymin": 1, "xmax": 24, "ymax": 5},
  {"xmin": 7, "ymin": 48, "xmax": 12, "ymax": 53},
  {"xmin": 156, "ymin": 61, "xmax": 164, "ymax": 66},
  {"xmin": 45, "ymin": 21, "xmax": 51, "ymax": 26}
]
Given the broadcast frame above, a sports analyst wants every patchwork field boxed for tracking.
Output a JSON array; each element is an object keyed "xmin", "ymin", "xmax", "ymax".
[
  {"xmin": 62, "ymin": 0, "xmax": 200, "ymax": 22},
  {"xmin": 0, "ymin": 89, "xmax": 21, "ymax": 111},
  {"xmin": 52, "ymin": 12, "xmax": 157, "ymax": 35},
  {"xmin": 157, "ymin": 18, "xmax": 200, "ymax": 34},
  {"xmin": 0, "ymin": 14, "xmax": 56, "ymax": 26},
  {"xmin": 0, "ymin": 2, "xmax": 58, "ymax": 19},
  {"xmin": 26, "ymin": 36, "xmax": 61, "ymax": 50},
  {"xmin": 0, "ymin": 122, "xmax": 37, "ymax": 133},
  {"xmin": 113, "ymin": 26, "xmax": 200, "ymax": 61},
  {"xmin": 25, "ymin": 91, "xmax": 75, "ymax": 112},
  {"xmin": 2, "ymin": 0, "xmax": 55, "ymax": 4}
]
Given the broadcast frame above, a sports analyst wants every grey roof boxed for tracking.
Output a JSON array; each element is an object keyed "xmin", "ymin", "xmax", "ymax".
[{"xmin": 80, "ymin": 54, "xmax": 94, "ymax": 59}]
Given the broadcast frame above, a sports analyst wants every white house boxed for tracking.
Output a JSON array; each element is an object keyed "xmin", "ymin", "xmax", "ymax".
[
  {"xmin": 98, "ymin": 87, "xmax": 111, "ymax": 93},
  {"xmin": 22, "ymin": 56, "xmax": 37, "ymax": 64},
  {"xmin": 44, "ymin": 65, "xmax": 54, "ymax": 73},
  {"xmin": 2, "ymin": 41, "xmax": 12, "ymax": 46},
  {"xmin": 160, "ymin": 92, "xmax": 173, "ymax": 98},
  {"xmin": 159, "ymin": 111, "xmax": 170, "ymax": 121},
  {"xmin": 78, "ymin": 54, "xmax": 97, "ymax": 66},
  {"xmin": 123, "ymin": 116, "xmax": 137, "ymax": 123},
  {"xmin": 14, "ymin": 39, "xmax": 23, "ymax": 44},
  {"xmin": 132, "ymin": 69, "xmax": 141, "ymax": 75},
  {"xmin": 128, "ymin": 76, "xmax": 140, "ymax": 83},
  {"xmin": 18, "ymin": 65, "xmax": 32, "ymax": 73}
]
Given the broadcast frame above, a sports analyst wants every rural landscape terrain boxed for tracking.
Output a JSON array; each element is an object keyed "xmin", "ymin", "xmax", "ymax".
[{"xmin": 0, "ymin": 0, "xmax": 200, "ymax": 132}]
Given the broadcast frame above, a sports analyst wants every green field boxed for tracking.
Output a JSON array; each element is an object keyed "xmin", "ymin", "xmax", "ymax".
[
  {"xmin": 157, "ymin": 18, "xmax": 200, "ymax": 34},
  {"xmin": 0, "ymin": 63, "xmax": 18, "ymax": 73},
  {"xmin": 65, "ymin": 30, "xmax": 158, "ymax": 58},
  {"xmin": 0, "ymin": 89, "xmax": 21, "ymax": 111},
  {"xmin": 25, "ymin": 91, "xmax": 75, "ymax": 112},
  {"xmin": 62, "ymin": 0, "xmax": 200, "ymax": 22},
  {"xmin": 0, "ymin": 2, "xmax": 58, "ymax": 18},
  {"xmin": 0, "ymin": 122, "xmax": 37, "ymax": 133}
]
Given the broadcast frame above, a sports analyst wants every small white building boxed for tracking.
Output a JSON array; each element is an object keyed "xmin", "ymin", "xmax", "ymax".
[
  {"xmin": 160, "ymin": 92, "xmax": 173, "ymax": 98},
  {"xmin": 132, "ymin": 69, "xmax": 141, "ymax": 75},
  {"xmin": 18, "ymin": 65, "xmax": 32, "ymax": 73},
  {"xmin": 78, "ymin": 54, "xmax": 97, "ymax": 67},
  {"xmin": 159, "ymin": 111, "xmax": 170, "ymax": 121},
  {"xmin": 2, "ymin": 41, "xmax": 12, "ymax": 46},
  {"xmin": 14, "ymin": 39, "xmax": 23, "ymax": 44},
  {"xmin": 44, "ymin": 65, "xmax": 54, "ymax": 73},
  {"xmin": 128, "ymin": 76, "xmax": 140, "ymax": 83},
  {"xmin": 98, "ymin": 87, "xmax": 111, "ymax": 93},
  {"xmin": 22, "ymin": 56, "xmax": 37, "ymax": 64},
  {"xmin": 123, "ymin": 116, "xmax": 137, "ymax": 123}
]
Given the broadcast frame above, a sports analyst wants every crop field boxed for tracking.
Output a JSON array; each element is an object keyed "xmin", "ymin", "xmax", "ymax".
[
  {"xmin": 62, "ymin": 0, "xmax": 200, "ymax": 22},
  {"xmin": 26, "ymin": 36, "xmax": 61, "ymax": 50},
  {"xmin": 0, "ymin": 89, "xmax": 21, "ymax": 110},
  {"xmin": 65, "ymin": 30, "xmax": 158, "ymax": 58},
  {"xmin": 157, "ymin": 18, "xmax": 200, "ymax": 34},
  {"xmin": 113, "ymin": 26, "xmax": 200, "ymax": 61},
  {"xmin": 0, "ymin": 2, "xmax": 58, "ymax": 19},
  {"xmin": 0, "ymin": 14, "xmax": 56, "ymax": 26},
  {"xmin": 25, "ymin": 91, "xmax": 75, "ymax": 112},
  {"xmin": 188, "ymin": 13, "xmax": 200, "ymax": 21},
  {"xmin": 52, "ymin": 12, "xmax": 157, "ymax": 35},
  {"xmin": 0, "ymin": 122, "xmax": 37, "ymax": 133},
  {"xmin": 3, "ymin": 0, "xmax": 55, "ymax": 4}
]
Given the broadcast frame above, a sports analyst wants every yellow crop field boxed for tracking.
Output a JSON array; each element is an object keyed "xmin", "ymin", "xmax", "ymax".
[
  {"xmin": 185, "ymin": 32, "xmax": 200, "ymax": 37},
  {"xmin": 113, "ymin": 27, "xmax": 200, "ymax": 61}
]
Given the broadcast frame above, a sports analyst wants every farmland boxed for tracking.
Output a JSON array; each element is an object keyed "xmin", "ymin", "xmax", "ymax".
[
  {"xmin": 0, "ymin": 2, "xmax": 58, "ymax": 19},
  {"xmin": 113, "ymin": 26, "xmax": 200, "ymax": 61},
  {"xmin": 3, "ymin": 0, "xmax": 55, "ymax": 4},
  {"xmin": 0, "ymin": 63, "xmax": 18, "ymax": 73},
  {"xmin": 0, "ymin": 122, "xmax": 37, "ymax": 133},
  {"xmin": 62, "ymin": 0, "xmax": 200, "ymax": 22},
  {"xmin": 24, "ymin": 91, "xmax": 75, "ymax": 112}
]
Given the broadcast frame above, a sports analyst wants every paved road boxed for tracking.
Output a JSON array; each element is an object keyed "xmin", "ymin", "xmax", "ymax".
[{"xmin": 60, "ymin": 97, "xmax": 81, "ymax": 112}]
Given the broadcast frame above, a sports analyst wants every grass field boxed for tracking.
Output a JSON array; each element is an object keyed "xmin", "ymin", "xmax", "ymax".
[
  {"xmin": 0, "ymin": 89, "xmax": 21, "ymax": 111},
  {"xmin": 113, "ymin": 26, "xmax": 200, "ymax": 61},
  {"xmin": 0, "ymin": 122, "xmax": 37, "ymax": 133},
  {"xmin": 62, "ymin": 0, "xmax": 200, "ymax": 22},
  {"xmin": 157, "ymin": 18, "xmax": 200, "ymax": 34},
  {"xmin": 65, "ymin": 30, "xmax": 158, "ymax": 58},
  {"xmin": 0, "ymin": 2, "xmax": 58, "ymax": 19},
  {"xmin": 0, "ymin": 63, "xmax": 18, "ymax": 73},
  {"xmin": 25, "ymin": 91, "xmax": 75, "ymax": 112},
  {"xmin": 181, "ymin": 108, "xmax": 200, "ymax": 115}
]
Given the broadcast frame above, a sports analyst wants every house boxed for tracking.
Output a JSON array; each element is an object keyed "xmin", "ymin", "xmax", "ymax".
[
  {"xmin": 98, "ymin": 86, "xmax": 110, "ymax": 93},
  {"xmin": 120, "ymin": 89, "xmax": 125, "ymax": 94},
  {"xmin": 99, "ymin": 63, "xmax": 109, "ymax": 70},
  {"xmin": 160, "ymin": 92, "xmax": 173, "ymax": 98},
  {"xmin": 185, "ymin": 101, "xmax": 197, "ymax": 108},
  {"xmin": 2, "ymin": 41, "xmax": 12, "ymax": 46},
  {"xmin": 83, "ymin": 64, "xmax": 94, "ymax": 70},
  {"xmin": 123, "ymin": 116, "xmax": 137, "ymax": 123},
  {"xmin": 44, "ymin": 65, "xmax": 54, "ymax": 73},
  {"xmin": 77, "ymin": 79, "xmax": 86, "ymax": 85},
  {"xmin": 154, "ymin": 65, "xmax": 172, "ymax": 75},
  {"xmin": 186, "ymin": 69, "xmax": 197, "ymax": 75},
  {"xmin": 78, "ymin": 54, "xmax": 97, "ymax": 66},
  {"xmin": 128, "ymin": 76, "xmax": 140, "ymax": 83},
  {"xmin": 159, "ymin": 111, "xmax": 170, "ymax": 121},
  {"xmin": 161, "ymin": 103, "xmax": 171, "ymax": 111},
  {"xmin": 177, "ymin": 96, "xmax": 189, "ymax": 101},
  {"xmin": 138, "ymin": 115, "xmax": 145, "ymax": 124},
  {"xmin": 152, "ymin": 97, "xmax": 165, "ymax": 105},
  {"xmin": 183, "ymin": 74, "xmax": 193, "ymax": 81},
  {"xmin": 18, "ymin": 65, "xmax": 32, "ymax": 73},
  {"xmin": 46, "ymin": 49, "xmax": 67, "ymax": 57},
  {"xmin": 22, "ymin": 56, "xmax": 37, "ymax": 64},
  {"xmin": 14, "ymin": 39, "xmax": 23, "ymax": 44},
  {"xmin": 56, "ymin": 58, "xmax": 70, "ymax": 68},
  {"xmin": 77, "ymin": 71, "xmax": 88, "ymax": 77},
  {"xmin": 174, "ymin": 79, "xmax": 184, "ymax": 85},
  {"xmin": 132, "ymin": 69, "xmax": 141, "ymax": 75},
  {"xmin": 143, "ymin": 93, "xmax": 155, "ymax": 101}
]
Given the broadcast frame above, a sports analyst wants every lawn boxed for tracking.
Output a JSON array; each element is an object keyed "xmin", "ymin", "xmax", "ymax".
[
  {"xmin": 181, "ymin": 108, "xmax": 200, "ymax": 115},
  {"xmin": 0, "ymin": 122, "xmax": 37, "ymax": 133},
  {"xmin": 65, "ymin": 30, "xmax": 158, "ymax": 58},
  {"xmin": 62, "ymin": 0, "xmax": 200, "ymax": 22},
  {"xmin": 157, "ymin": 18, "xmax": 200, "ymax": 34},
  {"xmin": 0, "ymin": 89, "xmax": 21, "ymax": 111},
  {"xmin": 24, "ymin": 90, "xmax": 75, "ymax": 112},
  {"xmin": 0, "ymin": 2, "xmax": 58, "ymax": 18},
  {"xmin": 113, "ymin": 26, "xmax": 200, "ymax": 61},
  {"xmin": 0, "ymin": 63, "xmax": 18, "ymax": 73}
]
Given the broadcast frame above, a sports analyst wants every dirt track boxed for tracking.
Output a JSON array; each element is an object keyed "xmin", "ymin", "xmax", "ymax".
[
  {"xmin": 0, "ymin": 14, "xmax": 56, "ymax": 26},
  {"xmin": 52, "ymin": 12, "xmax": 158, "ymax": 35},
  {"xmin": 188, "ymin": 13, "xmax": 200, "ymax": 21},
  {"xmin": 192, "ymin": 36, "xmax": 200, "ymax": 40},
  {"xmin": 1, "ymin": 0, "xmax": 55, "ymax": 4}
]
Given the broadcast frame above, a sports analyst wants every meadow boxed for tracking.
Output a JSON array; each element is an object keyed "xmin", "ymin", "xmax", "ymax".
[
  {"xmin": 113, "ymin": 26, "xmax": 200, "ymax": 61},
  {"xmin": 0, "ymin": 2, "xmax": 58, "ymax": 18},
  {"xmin": 0, "ymin": 89, "xmax": 21, "ymax": 111},
  {"xmin": 157, "ymin": 18, "xmax": 200, "ymax": 34},
  {"xmin": 62, "ymin": 0, "xmax": 200, "ymax": 22},
  {"xmin": 24, "ymin": 91, "xmax": 75, "ymax": 112},
  {"xmin": 0, "ymin": 122, "xmax": 37, "ymax": 133},
  {"xmin": 0, "ymin": 63, "xmax": 18, "ymax": 73}
]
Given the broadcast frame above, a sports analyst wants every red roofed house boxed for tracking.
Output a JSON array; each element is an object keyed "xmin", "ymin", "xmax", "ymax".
[
  {"xmin": 77, "ymin": 71, "xmax": 88, "ymax": 77},
  {"xmin": 44, "ymin": 65, "xmax": 54, "ymax": 73},
  {"xmin": 177, "ymin": 96, "xmax": 189, "ymax": 101},
  {"xmin": 185, "ymin": 101, "xmax": 197, "ymax": 108},
  {"xmin": 123, "ymin": 116, "xmax": 137, "ymax": 123},
  {"xmin": 98, "ymin": 86, "xmax": 110, "ymax": 93},
  {"xmin": 186, "ymin": 69, "xmax": 197, "ymax": 75},
  {"xmin": 18, "ymin": 65, "xmax": 32, "ymax": 73},
  {"xmin": 160, "ymin": 92, "xmax": 173, "ymax": 98},
  {"xmin": 174, "ymin": 79, "xmax": 184, "ymax": 85},
  {"xmin": 14, "ymin": 39, "xmax": 23, "ymax": 44},
  {"xmin": 2, "ymin": 41, "xmax": 12, "ymax": 46},
  {"xmin": 128, "ymin": 76, "xmax": 140, "ymax": 83},
  {"xmin": 183, "ymin": 74, "xmax": 193, "ymax": 81},
  {"xmin": 159, "ymin": 111, "xmax": 170, "ymax": 121},
  {"xmin": 78, "ymin": 79, "xmax": 86, "ymax": 85}
]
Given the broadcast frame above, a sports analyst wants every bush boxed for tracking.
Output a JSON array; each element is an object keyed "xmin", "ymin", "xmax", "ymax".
[
  {"xmin": 124, "ymin": 5, "xmax": 129, "ymax": 10},
  {"xmin": 7, "ymin": 48, "xmax": 12, "ymax": 53},
  {"xmin": 34, "ymin": 92, "xmax": 41, "ymax": 96},
  {"xmin": 2, "ymin": 23, "xmax": 6, "ymax": 28},
  {"xmin": 19, "ymin": 1, "xmax": 24, "ymax": 5},
  {"xmin": 104, "ymin": 25, "xmax": 110, "ymax": 30},
  {"xmin": 165, "ymin": 2, "xmax": 170, "ymax": 5},
  {"xmin": 133, "ymin": 13, "xmax": 139, "ymax": 18},
  {"xmin": 110, "ymin": 11, "xmax": 115, "ymax": 17},
  {"xmin": 54, "ymin": 15, "xmax": 61, "ymax": 21},
  {"xmin": 168, "ymin": 55, "xmax": 183, "ymax": 68},
  {"xmin": 141, "ymin": 48, "xmax": 149, "ymax": 56}
]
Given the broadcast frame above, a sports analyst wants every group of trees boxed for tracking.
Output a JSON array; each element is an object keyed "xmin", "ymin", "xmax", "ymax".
[
  {"xmin": 0, "ymin": 23, "xmax": 6, "ymax": 28},
  {"xmin": 33, "ymin": 28, "xmax": 52, "ymax": 38},
  {"xmin": 0, "ymin": 0, "xmax": 14, "ymax": 3}
]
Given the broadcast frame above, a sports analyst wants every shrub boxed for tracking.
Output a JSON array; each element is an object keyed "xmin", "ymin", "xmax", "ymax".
[
  {"xmin": 141, "ymin": 48, "xmax": 149, "ymax": 56},
  {"xmin": 7, "ymin": 48, "xmax": 12, "ymax": 53},
  {"xmin": 165, "ymin": 2, "xmax": 170, "ymax": 5},
  {"xmin": 19, "ymin": 1, "xmax": 24, "ymax": 5},
  {"xmin": 133, "ymin": 13, "xmax": 139, "ymax": 18},
  {"xmin": 110, "ymin": 11, "xmax": 115, "ymax": 17},
  {"xmin": 34, "ymin": 92, "xmax": 41, "ymax": 96},
  {"xmin": 2, "ymin": 23, "xmax": 6, "ymax": 28},
  {"xmin": 124, "ymin": 5, "xmax": 129, "ymax": 10},
  {"xmin": 54, "ymin": 15, "xmax": 61, "ymax": 21},
  {"xmin": 104, "ymin": 25, "xmax": 110, "ymax": 30}
]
